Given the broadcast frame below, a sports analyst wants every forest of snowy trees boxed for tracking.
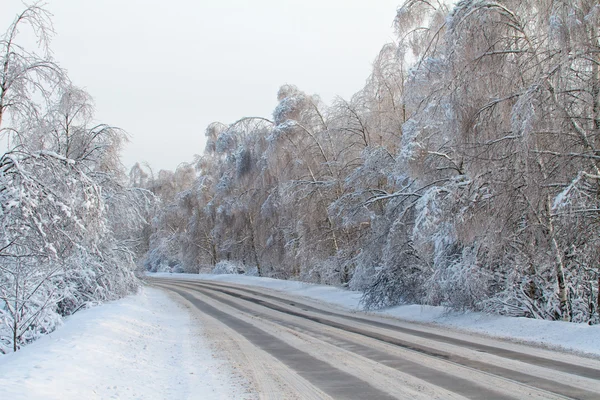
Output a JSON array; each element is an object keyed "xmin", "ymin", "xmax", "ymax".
[
  {"xmin": 0, "ymin": 6, "xmax": 151, "ymax": 353},
  {"xmin": 140, "ymin": 0, "xmax": 600, "ymax": 325},
  {"xmin": 2, "ymin": 0, "xmax": 599, "ymax": 354}
]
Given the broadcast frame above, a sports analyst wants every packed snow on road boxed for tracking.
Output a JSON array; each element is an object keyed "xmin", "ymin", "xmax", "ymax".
[
  {"xmin": 155, "ymin": 272, "xmax": 600, "ymax": 357},
  {"xmin": 2, "ymin": 273, "xmax": 600, "ymax": 400}
]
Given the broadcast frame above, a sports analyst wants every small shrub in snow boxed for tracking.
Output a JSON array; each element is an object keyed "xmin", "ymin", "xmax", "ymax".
[{"xmin": 211, "ymin": 261, "xmax": 246, "ymax": 275}]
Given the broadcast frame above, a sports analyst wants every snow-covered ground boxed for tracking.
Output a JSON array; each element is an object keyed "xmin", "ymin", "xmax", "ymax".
[
  {"xmin": 151, "ymin": 272, "xmax": 600, "ymax": 357},
  {"xmin": 0, "ymin": 287, "xmax": 254, "ymax": 400},
  {"xmin": 3, "ymin": 273, "xmax": 598, "ymax": 400}
]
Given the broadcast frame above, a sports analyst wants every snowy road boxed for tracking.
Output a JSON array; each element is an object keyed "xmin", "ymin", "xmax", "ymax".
[{"xmin": 151, "ymin": 276, "xmax": 600, "ymax": 400}]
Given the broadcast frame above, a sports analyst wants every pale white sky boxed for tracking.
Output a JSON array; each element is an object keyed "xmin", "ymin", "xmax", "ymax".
[{"xmin": 2, "ymin": 1, "xmax": 399, "ymax": 172}]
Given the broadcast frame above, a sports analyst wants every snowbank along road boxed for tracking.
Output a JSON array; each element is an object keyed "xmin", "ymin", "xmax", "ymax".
[{"xmin": 149, "ymin": 276, "xmax": 600, "ymax": 400}]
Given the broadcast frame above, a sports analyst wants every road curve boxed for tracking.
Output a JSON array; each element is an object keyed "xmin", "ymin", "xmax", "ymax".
[{"xmin": 149, "ymin": 276, "xmax": 600, "ymax": 400}]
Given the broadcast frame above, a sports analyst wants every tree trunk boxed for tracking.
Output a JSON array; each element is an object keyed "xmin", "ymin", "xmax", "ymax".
[
  {"xmin": 592, "ymin": 54, "xmax": 600, "ymax": 132},
  {"xmin": 592, "ymin": 49, "xmax": 599, "ymax": 322},
  {"xmin": 12, "ymin": 316, "xmax": 17, "ymax": 352},
  {"xmin": 211, "ymin": 243, "xmax": 218, "ymax": 266},
  {"xmin": 546, "ymin": 196, "xmax": 570, "ymax": 321},
  {"xmin": 527, "ymin": 235, "xmax": 537, "ymax": 304},
  {"xmin": 12, "ymin": 280, "xmax": 18, "ymax": 352},
  {"xmin": 248, "ymin": 215, "xmax": 261, "ymax": 276}
]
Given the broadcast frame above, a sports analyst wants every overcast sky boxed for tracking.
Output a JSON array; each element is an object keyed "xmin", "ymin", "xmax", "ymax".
[{"xmin": 2, "ymin": 1, "xmax": 399, "ymax": 172}]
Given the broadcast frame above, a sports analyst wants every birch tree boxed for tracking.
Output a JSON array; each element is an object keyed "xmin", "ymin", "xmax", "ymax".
[{"xmin": 1, "ymin": 5, "xmax": 145, "ymax": 352}]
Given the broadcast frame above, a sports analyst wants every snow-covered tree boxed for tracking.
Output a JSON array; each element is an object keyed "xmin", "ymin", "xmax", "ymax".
[
  {"xmin": 0, "ymin": 5, "xmax": 147, "ymax": 353},
  {"xmin": 139, "ymin": 0, "xmax": 600, "ymax": 325}
]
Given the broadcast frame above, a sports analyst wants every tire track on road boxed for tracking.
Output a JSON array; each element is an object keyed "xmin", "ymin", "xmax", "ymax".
[
  {"xmin": 178, "ymin": 278, "xmax": 600, "ymax": 380},
  {"xmin": 157, "ymin": 284, "xmax": 397, "ymax": 400},
  {"xmin": 169, "ymin": 281, "xmax": 599, "ymax": 400},
  {"xmin": 151, "ymin": 278, "xmax": 600, "ymax": 399}
]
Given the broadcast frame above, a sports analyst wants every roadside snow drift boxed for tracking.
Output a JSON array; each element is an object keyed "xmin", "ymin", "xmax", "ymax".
[{"xmin": 0, "ymin": 287, "xmax": 253, "ymax": 400}]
